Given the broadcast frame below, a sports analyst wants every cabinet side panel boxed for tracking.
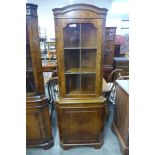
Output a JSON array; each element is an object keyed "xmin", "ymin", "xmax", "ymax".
[
  {"xmin": 26, "ymin": 100, "xmax": 52, "ymax": 145},
  {"xmin": 54, "ymin": 19, "xmax": 66, "ymax": 97},
  {"xmin": 113, "ymin": 84, "xmax": 129, "ymax": 148},
  {"xmin": 27, "ymin": 15, "xmax": 44, "ymax": 94}
]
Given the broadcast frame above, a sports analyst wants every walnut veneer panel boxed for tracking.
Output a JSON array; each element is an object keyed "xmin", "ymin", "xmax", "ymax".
[
  {"xmin": 26, "ymin": 3, "xmax": 53, "ymax": 149},
  {"xmin": 26, "ymin": 96, "xmax": 54, "ymax": 149},
  {"xmin": 112, "ymin": 80, "xmax": 129, "ymax": 155},
  {"xmin": 56, "ymin": 99, "xmax": 106, "ymax": 149}
]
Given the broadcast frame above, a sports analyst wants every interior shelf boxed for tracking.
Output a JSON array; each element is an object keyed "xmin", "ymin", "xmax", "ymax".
[
  {"xmin": 65, "ymin": 68, "xmax": 80, "ymax": 73},
  {"xmin": 65, "ymin": 73, "xmax": 96, "ymax": 95},
  {"xmin": 65, "ymin": 67, "xmax": 96, "ymax": 74},
  {"xmin": 80, "ymin": 67, "xmax": 96, "ymax": 73},
  {"xmin": 64, "ymin": 47, "xmax": 97, "ymax": 50},
  {"xmin": 66, "ymin": 89, "xmax": 95, "ymax": 95},
  {"xmin": 66, "ymin": 89, "xmax": 81, "ymax": 95}
]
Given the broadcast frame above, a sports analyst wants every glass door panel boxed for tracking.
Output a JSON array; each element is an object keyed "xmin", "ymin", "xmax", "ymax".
[
  {"xmin": 81, "ymin": 49, "xmax": 96, "ymax": 72},
  {"xmin": 80, "ymin": 23, "xmax": 97, "ymax": 94},
  {"xmin": 81, "ymin": 74, "xmax": 96, "ymax": 94},
  {"xmin": 63, "ymin": 23, "xmax": 80, "ymax": 48},
  {"xmin": 26, "ymin": 71, "xmax": 35, "ymax": 92},
  {"xmin": 63, "ymin": 23, "xmax": 97, "ymax": 95},
  {"xmin": 65, "ymin": 74, "xmax": 80, "ymax": 94},
  {"xmin": 81, "ymin": 23, "xmax": 97, "ymax": 48},
  {"xmin": 26, "ymin": 41, "xmax": 35, "ymax": 92},
  {"xmin": 64, "ymin": 49, "xmax": 80, "ymax": 73}
]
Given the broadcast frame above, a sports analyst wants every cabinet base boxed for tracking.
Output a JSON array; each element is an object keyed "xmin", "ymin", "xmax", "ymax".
[
  {"xmin": 112, "ymin": 122, "xmax": 129, "ymax": 155},
  {"xmin": 60, "ymin": 140, "xmax": 104, "ymax": 150},
  {"xmin": 27, "ymin": 139, "xmax": 54, "ymax": 150}
]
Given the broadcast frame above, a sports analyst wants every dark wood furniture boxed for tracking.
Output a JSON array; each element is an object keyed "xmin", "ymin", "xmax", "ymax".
[
  {"xmin": 113, "ymin": 57, "xmax": 129, "ymax": 76},
  {"xmin": 103, "ymin": 27, "xmax": 117, "ymax": 81},
  {"xmin": 102, "ymin": 69, "xmax": 125, "ymax": 100},
  {"xmin": 53, "ymin": 4, "xmax": 108, "ymax": 149},
  {"xmin": 56, "ymin": 98, "xmax": 106, "ymax": 149},
  {"xmin": 102, "ymin": 69, "xmax": 125, "ymax": 120},
  {"xmin": 112, "ymin": 80, "xmax": 129, "ymax": 155},
  {"xmin": 26, "ymin": 3, "xmax": 54, "ymax": 149},
  {"xmin": 114, "ymin": 44, "xmax": 121, "ymax": 57},
  {"xmin": 47, "ymin": 71, "xmax": 59, "ymax": 109},
  {"xmin": 42, "ymin": 60, "xmax": 57, "ymax": 72}
]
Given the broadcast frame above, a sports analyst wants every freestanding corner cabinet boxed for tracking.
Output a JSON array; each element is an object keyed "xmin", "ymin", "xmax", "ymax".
[
  {"xmin": 53, "ymin": 4, "xmax": 108, "ymax": 149},
  {"xmin": 26, "ymin": 3, "xmax": 53, "ymax": 149}
]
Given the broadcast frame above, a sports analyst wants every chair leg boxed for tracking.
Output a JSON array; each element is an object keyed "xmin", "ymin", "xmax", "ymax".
[
  {"xmin": 51, "ymin": 100, "xmax": 55, "ymax": 111},
  {"xmin": 105, "ymin": 103, "xmax": 110, "ymax": 121}
]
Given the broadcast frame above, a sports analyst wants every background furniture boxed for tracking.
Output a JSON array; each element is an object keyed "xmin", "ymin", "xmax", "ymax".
[
  {"xmin": 45, "ymin": 40, "xmax": 56, "ymax": 60},
  {"xmin": 47, "ymin": 70, "xmax": 59, "ymax": 110},
  {"xmin": 102, "ymin": 69, "xmax": 125, "ymax": 101},
  {"xmin": 113, "ymin": 57, "xmax": 129, "ymax": 76},
  {"xmin": 53, "ymin": 4, "xmax": 107, "ymax": 149},
  {"xmin": 114, "ymin": 44, "xmax": 121, "ymax": 57},
  {"xmin": 102, "ymin": 69, "xmax": 125, "ymax": 120},
  {"xmin": 41, "ymin": 39, "xmax": 57, "ymax": 72},
  {"xmin": 42, "ymin": 60, "xmax": 57, "ymax": 72},
  {"xmin": 103, "ymin": 27, "xmax": 117, "ymax": 81},
  {"xmin": 39, "ymin": 27, "xmax": 47, "ymax": 60},
  {"xmin": 26, "ymin": 3, "xmax": 53, "ymax": 149},
  {"xmin": 112, "ymin": 80, "xmax": 129, "ymax": 155}
]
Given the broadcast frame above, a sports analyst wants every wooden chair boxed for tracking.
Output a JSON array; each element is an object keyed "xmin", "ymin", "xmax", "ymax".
[
  {"xmin": 103, "ymin": 69, "xmax": 125, "ymax": 101},
  {"xmin": 47, "ymin": 70, "xmax": 59, "ymax": 111},
  {"xmin": 102, "ymin": 69, "xmax": 126, "ymax": 120},
  {"xmin": 117, "ymin": 75, "xmax": 129, "ymax": 80},
  {"xmin": 42, "ymin": 49, "xmax": 48, "ymax": 60}
]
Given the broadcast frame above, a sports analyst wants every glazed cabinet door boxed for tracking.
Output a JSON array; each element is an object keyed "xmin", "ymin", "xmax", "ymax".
[{"xmin": 56, "ymin": 19, "xmax": 103, "ymax": 98}]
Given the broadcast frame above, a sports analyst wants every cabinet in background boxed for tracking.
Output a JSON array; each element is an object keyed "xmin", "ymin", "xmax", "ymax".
[
  {"xmin": 113, "ymin": 57, "xmax": 129, "ymax": 76},
  {"xmin": 26, "ymin": 3, "xmax": 53, "ymax": 149},
  {"xmin": 103, "ymin": 27, "xmax": 117, "ymax": 81}
]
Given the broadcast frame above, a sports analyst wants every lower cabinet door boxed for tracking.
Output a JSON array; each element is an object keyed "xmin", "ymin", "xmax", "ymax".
[
  {"xmin": 26, "ymin": 96, "xmax": 54, "ymax": 149},
  {"xmin": 56, "ymin": 98, "xmax": 106, "ymax": 149}
]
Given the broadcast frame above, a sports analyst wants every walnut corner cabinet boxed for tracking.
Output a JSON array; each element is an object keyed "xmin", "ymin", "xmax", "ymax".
[
  {"xmin": 53, "ymin": 4, "xmax": 108, "ymax": 149},
  {"xmin": 26, "ymin": 3, "xmax": 54, "ymax": 149}
]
